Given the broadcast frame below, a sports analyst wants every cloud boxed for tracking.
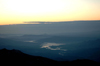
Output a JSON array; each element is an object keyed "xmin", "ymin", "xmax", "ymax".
[
  {"xmin": 0, "ymin": 20, "xmax": 100, "ymax": 36},
  {"xmin": 41, "ymin": 43, "xmax": 67, "ymax": 51},
  {"xmin": 24, "ymin": 21, "xmax": 52, "ymax": 24}
]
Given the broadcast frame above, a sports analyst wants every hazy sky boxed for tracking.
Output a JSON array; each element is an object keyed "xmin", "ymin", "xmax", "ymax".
[{"xmin": 0, "ymin": 0, "xmax": 100, "ymax": 25}]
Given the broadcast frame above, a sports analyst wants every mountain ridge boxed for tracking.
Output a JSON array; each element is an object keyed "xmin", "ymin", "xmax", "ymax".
[{"xmin": 0, "ymin": 48, "xmax": 99, "ymax": 66}]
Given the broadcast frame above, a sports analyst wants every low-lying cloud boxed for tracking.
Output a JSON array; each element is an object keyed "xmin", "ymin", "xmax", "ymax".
[{"xmin": 41, "ymin": 43, "xmax": 67, "ymax": 51}]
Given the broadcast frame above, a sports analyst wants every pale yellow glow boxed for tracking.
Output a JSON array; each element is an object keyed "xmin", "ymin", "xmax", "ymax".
[
  {"xmin": 3, "ymin": 0, "xmax": 67, "ymax": 15},
  {"xmin": 0, "ymin": 0, "xmax": 100, "ymax": 25}
]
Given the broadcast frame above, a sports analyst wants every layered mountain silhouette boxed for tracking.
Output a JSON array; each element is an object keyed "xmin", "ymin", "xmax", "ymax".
[{"xmin": 0, "ymin": 48, "xmax": 100, "ymax": 66}]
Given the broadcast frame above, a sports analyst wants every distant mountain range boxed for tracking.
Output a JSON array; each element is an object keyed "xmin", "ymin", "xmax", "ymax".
[{"xmin": 0, "ymin": 48, "xmax": 99, "ymax": 66}]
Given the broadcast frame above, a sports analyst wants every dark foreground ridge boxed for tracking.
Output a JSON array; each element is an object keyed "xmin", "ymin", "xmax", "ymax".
[{"xmin": 0, "ymin": 48, "xmax": 100, "ymax": 66}]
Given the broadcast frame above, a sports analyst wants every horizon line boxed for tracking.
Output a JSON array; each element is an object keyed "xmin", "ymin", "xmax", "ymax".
[{"xmin": 0, "ymin": 20, "xmax": 100, "ymax": 26}]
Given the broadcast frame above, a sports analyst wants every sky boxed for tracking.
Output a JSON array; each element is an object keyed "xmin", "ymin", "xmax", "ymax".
[{"xmin": 0, "ymin": 0, "xmax": 100, "ymax": 25}]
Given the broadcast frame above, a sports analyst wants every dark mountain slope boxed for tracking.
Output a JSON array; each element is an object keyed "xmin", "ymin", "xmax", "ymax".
[
  {"xmin": 0, "ymin": 48, "xmax": 57, "ymax": 66},
  {"xmin": 0, "ymin": 48, "xmax": 100, "ymax": 66}
]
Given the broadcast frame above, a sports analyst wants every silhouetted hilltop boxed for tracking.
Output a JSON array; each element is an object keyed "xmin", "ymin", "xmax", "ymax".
[
  {"xmin": 0, "ymin": 48, "xmax": 99, "ymax": 66},
  {"xmin": 0, "ymin": 48, "xmax": 57, "ymax": 66}
]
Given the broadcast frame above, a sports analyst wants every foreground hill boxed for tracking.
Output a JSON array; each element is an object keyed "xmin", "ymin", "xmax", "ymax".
[{"xmin": 0, "ymin": 48, "xmax": 99, "ymax": 66}]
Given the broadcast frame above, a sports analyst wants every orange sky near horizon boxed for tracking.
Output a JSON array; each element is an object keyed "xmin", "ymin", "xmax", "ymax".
[{"xmin": 0, "ymin": 0, "xmax": 100, "ymax": 25}]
